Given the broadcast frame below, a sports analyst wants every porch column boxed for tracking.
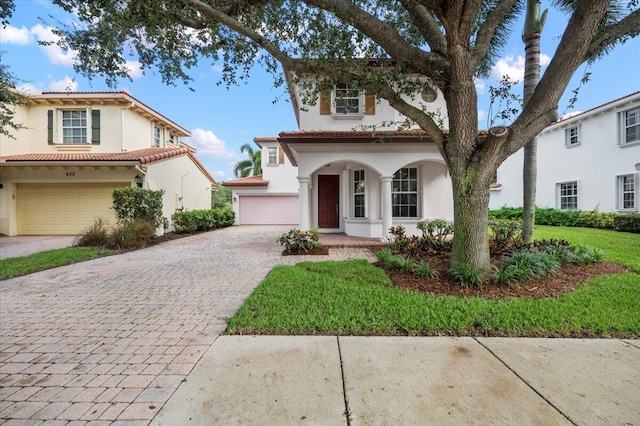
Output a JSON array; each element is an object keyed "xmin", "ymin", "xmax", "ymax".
[
  {"xmin": 298, "ymin": 176, "xmax": 311, "ymax": 231},
  {"xmin": 380, "ymin": 175, "xmax": 393, "ymax": 241}
]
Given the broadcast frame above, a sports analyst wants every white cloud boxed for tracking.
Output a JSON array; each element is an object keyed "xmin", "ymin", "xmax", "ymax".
[
  {"xmin": 49, "ymin": 76, "xmax": 78, "ymax": 91},
  {"xmin": 212, "ymin": 170, "xmax": 226, "ymax": 178},
  {"xmin": 474, "ymin": 78, "xmax": 485, "ymax": 94},
  {"xmin": 559, "ymin": 111, "xmax": 583, "ymax": 121},
  {"xmin": 125, "ymin": 61, "xmax": 143, "ymax": 79},
  {"xmin": 186, "ymin": 128, "xmax": 235, "ymax": 158},
  {"xmin": 30, "ymin": 24, "xmax": 78, "ymax": 66},
  {"xmin": 0, "ymin": 25, "xmax": 31, "ymax": 44},
  {"xmin": 17, "ymin": 83, "xmax": 40, "ymax": 94},
  {"xmin": 490, "ymin": 53, "xmax": 551, "ymax": 83},
  {"xmin": 478, "ymin": 109, "xmax": 487, "ymax": 121},
  {"xmin": 491, "ymin": 55, "xmax": 525, "ymax": 83}
]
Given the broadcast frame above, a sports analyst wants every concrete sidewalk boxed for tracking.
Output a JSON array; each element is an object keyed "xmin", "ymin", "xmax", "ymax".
[{"xmin": 152, "ymin": 336, "xmax": 640, "ymax": 425}]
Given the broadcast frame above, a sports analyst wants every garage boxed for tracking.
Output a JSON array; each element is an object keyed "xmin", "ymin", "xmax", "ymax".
[
  {"xmin": 239, "ymin": 195, "xmax": 299, "ymax": 225},
  {"xmin": 17, "ymin": 182, "xmax": 129, "ymax": 235}
]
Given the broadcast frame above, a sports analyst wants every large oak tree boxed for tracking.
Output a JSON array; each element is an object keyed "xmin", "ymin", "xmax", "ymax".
[{"xmin": 42, "ymin": 0, "xmax": 640, "ymax": 275}]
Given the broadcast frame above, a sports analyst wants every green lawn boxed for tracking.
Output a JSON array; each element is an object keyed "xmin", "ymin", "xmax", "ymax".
[
  {"xmin": 0, "ymin": 247, "xmax": 116, "ymax": 280},
  {"xmin": 227, "ymin": 226, "xmax": 640, "ymax": 337},
  {"xmin": 535, "ymin": 226, "xmax": 640, "ymax": 272}
]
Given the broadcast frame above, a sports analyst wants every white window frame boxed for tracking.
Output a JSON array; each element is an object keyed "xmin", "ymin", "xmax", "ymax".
[
  {"xmin": 54, "ymin": 108, "xmax": 92, "ymax": 144},
  {"xmin": 153, "ymin": 126, "xmax": 162, "ymax": 147},
  {"xmin": 332, "ymin": 83, "xmax": 364, "ymax": 116},
  {"xmin": 392, "ymin": 167, "xmax": 419, "ymax": 218},
  {"xmin": 619, "ymin": 107, "xmax": 640, "ymax": 146},
  {"xmin": 616, "ymin": 173, "xmax": 638, "ymax": 211},
  {"xmin": 169, "ymin": 133, "xmax": 176, "ymax": 146},
  {"xmin": 557, "ymin": 181, "xmax": 579, "ymax": 210},
  {"xmin": 353, "ymin": 169, "xmax": 365, "ymax": 218},
  {"xmin": 565, "ymin": 125, "xmax": 580, "ymax": 147},
  {"xmin": 266, "ymin": 147, "xmax": 278, "ymax": 166}
]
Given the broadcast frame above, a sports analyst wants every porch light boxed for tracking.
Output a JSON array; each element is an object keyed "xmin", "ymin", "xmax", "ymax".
[{"xmin": 134, "ymin": 175, "xmax": 143, "ymax": 188}]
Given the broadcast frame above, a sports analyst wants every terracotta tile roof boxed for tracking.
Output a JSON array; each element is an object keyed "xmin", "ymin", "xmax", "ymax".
[
  {"xmin": 222, "ymin": 175, "xmax": 269, "ymax": 187},
  {"xmin": 1, "ymin": 147, "xmax": 191, "ymax": 163},
  {"xmin": 1, "ymin": 147, "xmax": 216, "ymax": 184}
]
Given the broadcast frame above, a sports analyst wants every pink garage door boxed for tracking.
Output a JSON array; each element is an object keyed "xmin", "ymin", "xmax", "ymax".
[{"xmin": 239, "ymin": 195, "xmax": 299, "ymax": 225}]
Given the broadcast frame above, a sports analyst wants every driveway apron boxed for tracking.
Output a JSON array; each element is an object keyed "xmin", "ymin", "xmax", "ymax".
[{"xmin": 0, "ymin": 226, "xmax": 293, "ymax": 423}]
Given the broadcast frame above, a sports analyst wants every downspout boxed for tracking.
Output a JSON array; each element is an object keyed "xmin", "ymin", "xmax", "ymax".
[{"xmin": 121, "ymin": 102, "xmax": 135, "ymax": 152}]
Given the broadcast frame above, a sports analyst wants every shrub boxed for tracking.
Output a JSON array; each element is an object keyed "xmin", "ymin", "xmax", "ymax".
[
  {"xmin": 375, "ymin": 248, "xmax": 395, "ymax": 264},
  {"xmin": 578, "ymin": 211, "xmax": 616, "ymax": 229},
  {"xmin": 112, "ymin": 187, "xmax": 164, "ymax": 228},
  {"xmin": 450, "ymin": 263, "xmax": 484, "ymax": 288},
  {"xmin": 535, "ymin": 208, "xmax": 582, "ymax": 227},
  {"xmin": 489, "ymin": 218, "xmax": 522, "ymax": 250},
  {"xmin": 613, "ymin": 214, "xmax": 640, "ymax": 233},
  {"xmin": 415, "ymin": 260, "xmax": 439, "ymax": 279},
  {"xmin": 276, "ymin": 228, "xmax": 321, "ymax": 253},
  {"xmin": 489, "ymin": 206, "xmax": 523, "ymax": 220},
  {"xmin": 109, "ymin": 219, "xmax": 155, "ymax": 249},
  {"xmin": 172, "ymin": 208, "xmax": 235, "ymax": 233},
  {"xmin": 497, "ymin": 249, "xmax": 560, "ymax": 285},
  {"xmin": 569, "ymin": 244, "xmax": 604, "ymax": 264},
  {"xmin": 74, "ymin": 218, "xmax": 111, "ymax": 247},
  {"xmin": 416, "ymin": 219, "xmax": 453, "ymax": 250}
]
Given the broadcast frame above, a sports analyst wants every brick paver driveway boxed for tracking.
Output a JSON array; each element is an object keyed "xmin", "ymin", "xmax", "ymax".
[{"xmin": 0, "ymin": 226, "xmax": 293, "ymax": 424}]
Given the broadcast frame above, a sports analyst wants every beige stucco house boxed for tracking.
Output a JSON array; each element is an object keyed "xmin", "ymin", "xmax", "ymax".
[{"xmin": 0, "ymin": 91, "xmax": 215, "ymax": 236}]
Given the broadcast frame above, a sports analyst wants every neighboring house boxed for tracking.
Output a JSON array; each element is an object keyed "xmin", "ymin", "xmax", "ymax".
[
  {"xmin": 224, "ymin": 71, "xmax": 454, "ymax": 239},
  {"xmin": 0, "ymin": 91, "xmax": 215, "ymax": 236},
  {"xmin": 490, "ymin": 91, "xmax": 640, "ymax": 213}
]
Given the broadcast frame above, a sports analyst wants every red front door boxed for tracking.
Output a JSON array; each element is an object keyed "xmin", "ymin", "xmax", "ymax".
[{"xmin": 318, "ymin": 175, "xmax": 339, "ymax": 228}]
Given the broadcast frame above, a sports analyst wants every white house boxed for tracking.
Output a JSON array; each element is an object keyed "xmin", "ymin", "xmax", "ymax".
[
  {"xmin": 490, "ymin": 91, "xmax": 640, "ymax": 213},
  {"xmin": 224, "ymin": 71, "xmax": 454, "ymax": 239},
  {"xmin": 0, "ymin": 91, "xmax": 215, "ymax": 236}
]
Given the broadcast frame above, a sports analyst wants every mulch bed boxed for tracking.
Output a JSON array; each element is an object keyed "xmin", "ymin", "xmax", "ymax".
[
  {"xmin": 380, "ymin": 251, "xmax": 629, "ymax": 299},
  {"xmin": 281, "ymin": 247, "xmax": 330, "ymax": 256}
]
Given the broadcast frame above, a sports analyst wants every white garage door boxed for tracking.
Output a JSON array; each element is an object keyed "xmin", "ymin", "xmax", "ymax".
[
  {"xmin": 17, "ymin": 182, "xmax": 129, "ymax": 235},
  {"xmin": 239, "ymin": 195, "xmax": 299, "ymax": 225}
]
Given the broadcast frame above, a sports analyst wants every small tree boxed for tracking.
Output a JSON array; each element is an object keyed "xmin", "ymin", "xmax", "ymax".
[
  {"xmin": 112, "ymin": 187, "xmax": 164, "ymax": 228},
  {"xmin": 211, "ymin": 182, "xmax": 232, "ymax": 209}
]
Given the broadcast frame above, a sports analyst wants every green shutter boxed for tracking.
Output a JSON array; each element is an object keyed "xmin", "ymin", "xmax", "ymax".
[
  {"xmin": 47, "ymin": 110, "xmax": 53, "ymax": 144},
  {"xmin": 91, "ymin": 110, "xmax": 100, "ymax": 144}
]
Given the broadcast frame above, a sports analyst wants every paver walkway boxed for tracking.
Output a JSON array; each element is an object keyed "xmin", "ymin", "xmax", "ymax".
[{"xmin": 0, "ymin": 226, "xmax": 375, "ymax": 424}]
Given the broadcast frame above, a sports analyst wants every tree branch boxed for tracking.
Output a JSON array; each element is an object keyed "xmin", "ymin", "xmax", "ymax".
[
  {"xmin": 585, "ymin": 8, "xmax": 640, "ymax": 61},
  {"xmin": 471, "ymin": 0, "xmax": 520, "ymax": 67},
  {"xmin": 399, "ymin": 0, "xmax": 448, "ymax": 55},
  {"xmin": 303, "ymin": 0, "xmax": 450, "ymax": 78},
  {"xmin": 378, "ymin": 85, "xmax": 447, "ymax": 156}
]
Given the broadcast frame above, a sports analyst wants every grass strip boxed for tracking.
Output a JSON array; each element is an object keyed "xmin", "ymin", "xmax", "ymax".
[
  {"xmin": 0, "ymin": 247, "xmax": 115, "ymax": 280},
  {"xmin": 227, "ymin": 259, "xmax": 639, "ymax": 337}
]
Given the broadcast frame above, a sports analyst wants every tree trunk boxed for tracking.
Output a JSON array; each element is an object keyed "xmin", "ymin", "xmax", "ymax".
[
  {"xmin": 450, "ymin": 170, "xmax": 492, "ymax": 274},
  {"xmin": 521, "ymin": 1, "xmax": 545, "ymax": 243}
]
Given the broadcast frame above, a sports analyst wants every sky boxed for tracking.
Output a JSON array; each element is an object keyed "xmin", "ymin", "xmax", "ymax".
[{"xmin": 1, "ymin": 1, "xmax": 639, "ymax": 181}]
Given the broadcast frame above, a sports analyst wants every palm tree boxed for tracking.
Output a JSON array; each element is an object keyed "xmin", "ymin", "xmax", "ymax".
[
  {"xmin": 233, "ymin": 143, "xmax": 262, "ymax": 178},
  {"xmin": 521, "ymin": 0, "xmax": 547, "ymax": 243}
]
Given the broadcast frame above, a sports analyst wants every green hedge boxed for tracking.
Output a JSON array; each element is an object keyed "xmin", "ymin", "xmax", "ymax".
[
  {"xmin": 489, "ymin": 207, "xmax": 638, "ymax": 233},
  {"xmin": 171, "ymin": 208, "xmax": 235, "ymax": 233},
  {"xmin": 613, "ymin": 214, "xmax": 640, "ymax": 233}
]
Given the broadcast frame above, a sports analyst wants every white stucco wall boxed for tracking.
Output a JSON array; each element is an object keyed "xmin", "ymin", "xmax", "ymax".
[
  {"xmin": 257, "ymin": 140, "xmax": 299, "ymax": 193},
  {"xmin": 490, "ymin": 93, "xmax": 640, "ymax": 213}
]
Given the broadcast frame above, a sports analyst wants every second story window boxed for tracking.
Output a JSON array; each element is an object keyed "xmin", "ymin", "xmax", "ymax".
[
  {"xmin": 619, "ymin": 107, "xmax": 640, "ymax": 146},
  {"xmin": 154, "ymin": 126, "xmax": 162, "ymax": 147},
  {"xmin": 334, "ymin": 83, "xmax": 361, "ymax": 114},
  {"xmin": 62, "ymin": 110, "xmax": 87, "ymax": 144},
  {"xmin": 169, "ymin": 134, "xmax": 176, "ymax": 145},
  {"xmin": 267, "ymin": 147, "xmax": 278, "ymax": 165},
  {"xmin": 565, "ymin": 126, "xmax": 580, "ymax": 147}
]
